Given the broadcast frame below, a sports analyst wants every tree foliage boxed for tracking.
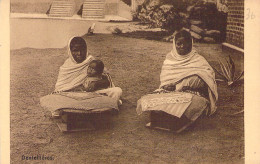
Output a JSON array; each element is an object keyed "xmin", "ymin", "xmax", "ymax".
[
  {"xmin": 135, "ymin": 0, "xmax": 189, "ymax": 32},
  {"xmin": 135, "ymin": 0, "xmax": 227, "ymax": 37}
]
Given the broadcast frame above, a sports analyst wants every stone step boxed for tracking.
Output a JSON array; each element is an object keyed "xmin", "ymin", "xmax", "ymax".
[
  {"xmin": 82, "ymin": 13, "xmax": 104, "ymax": 17},
  {"xmin": 50, "ymin": 6, "xmax": 74, "ymax": 8},
  {"xmin": 82, "ymin": 0, "xmax": 104, "ymax": 19},
  {"xmin": 50, "ymin": 11, "xmax": 74, "ymax": 14},
  {"xmin": 82, "ymin": 16, "xmax": 104, "ymax": 19},
  {"xmin": 83, "ymin": 5, "xmax": 104, "ymax": 9},
  {"xmin": 49, "ymin": 0, "xmax": 75, "ymax": 17},
  {"xmin": 51, "ymin": 3, "xmax": 74, "ymax": 6},
  {"xmin": 83, "ymin": 1, "xmax": 104, "ymax": 3},
  {"xmin": 83, "ymin": 14, "xmax": 103, "ymax": 16},
  {"xmin": 50, "ymin": 9, "xmax": 74, "ymax": 12},
  {"xmin": 82, "ymin": 14, "xmax": 104, "ymax": 17},
  {"xmin": 84, "ymin": 8, "xmax": 103, "ymax": 11},
  {"xmin": 83, "ymin": 0, "xmax": 105, "ymax": 2}
]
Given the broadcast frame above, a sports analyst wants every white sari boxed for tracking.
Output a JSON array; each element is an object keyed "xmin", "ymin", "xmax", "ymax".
[
  {"xmin": 160, "ymin": 37, "xmax": 218, "ymax": 115},
  {"xmin": 137, "ymin": 35, "xmax": 218, "ymax": 120}
]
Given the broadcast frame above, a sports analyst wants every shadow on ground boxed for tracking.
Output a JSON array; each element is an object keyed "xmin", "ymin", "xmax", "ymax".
[{"xmin": 120, "ymin": 31, "xmax": 170, "ymax": 41}]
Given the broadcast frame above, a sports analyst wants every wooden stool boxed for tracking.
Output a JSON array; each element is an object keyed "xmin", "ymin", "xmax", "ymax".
[
  {"xmin": 147, "ymin": 111, "xmax": 191, "ymax": 133},
  {"xmin": 57, "ymin": 108, "xmax": 116, "ymax": 132}
]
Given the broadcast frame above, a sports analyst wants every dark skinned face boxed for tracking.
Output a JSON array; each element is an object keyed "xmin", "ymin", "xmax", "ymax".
[
  {"xmin": 70, "ymin": 43, "xmax": 87, "ymax": 63},
  {"xmin": 87, "ymin": 62, "xmax": 99, "ymax": 77},
  {"xmin": 175, "ymin": 37, "xmax": 192, "ymax": 55}
]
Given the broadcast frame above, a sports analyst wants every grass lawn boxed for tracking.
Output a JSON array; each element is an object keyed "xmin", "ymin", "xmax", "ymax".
[{"xmin": 10, "ymin": 34, "xmax": 244, "ymax": 163}]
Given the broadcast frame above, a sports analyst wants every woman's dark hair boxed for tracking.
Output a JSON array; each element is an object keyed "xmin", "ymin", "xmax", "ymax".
[
  {"xmin": 91, "ymin": 60, "xmax": 104, "ymax": 74},
  {"xmin": 175, "ymin": 30, "xmax": 192, "ymax": 43},
  {"xmin": 70, "ymin": 37, "xmax": 87, "ymax": 50}
]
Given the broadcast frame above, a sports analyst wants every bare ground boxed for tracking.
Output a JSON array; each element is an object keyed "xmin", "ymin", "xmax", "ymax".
[{"xmin": 10, "ymin": 34, "xmax": 244, "ymax": 164}]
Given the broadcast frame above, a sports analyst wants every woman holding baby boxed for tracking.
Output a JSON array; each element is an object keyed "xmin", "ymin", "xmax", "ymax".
[
  {"xmin": 41, "ymin": 36, "xmax": 122, "ymax": 118},
  {"xmin": 55, "ymin": 36, "xmax": 122, "ymax": 95}
]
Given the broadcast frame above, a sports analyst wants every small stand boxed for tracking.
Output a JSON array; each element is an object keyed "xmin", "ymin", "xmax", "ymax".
[
  {"xmin": 148, "ymin": 111, "xmax": 191, "ymax": 133},
  {"xmin": 57, "ymin": 108, "xmax": 116, "ymax": 132}
]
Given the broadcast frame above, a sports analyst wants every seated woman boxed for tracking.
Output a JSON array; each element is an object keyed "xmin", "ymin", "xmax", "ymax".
[
  {"xmin": 42, "ymin": 36, "xmax": 122, "ymax": 117},
  {"xmin": 136, "ymin": 30, "xmax": 218, "ymax": 133}
]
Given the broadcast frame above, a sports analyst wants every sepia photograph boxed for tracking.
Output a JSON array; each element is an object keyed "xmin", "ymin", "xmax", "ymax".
[{"xmin": 1, "ymin": 0, "xmax": 259, "ymax": 163}]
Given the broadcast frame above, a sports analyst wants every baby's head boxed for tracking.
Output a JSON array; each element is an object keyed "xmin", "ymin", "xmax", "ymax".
[{"xmin": 87, "ymin": 60, "xmax": 104, "ymax": 77}]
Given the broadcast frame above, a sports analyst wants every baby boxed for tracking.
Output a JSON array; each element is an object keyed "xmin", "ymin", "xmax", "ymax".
[{"xmin": 83, "ymin": 60, "xmax": 110, "ymax": 92}]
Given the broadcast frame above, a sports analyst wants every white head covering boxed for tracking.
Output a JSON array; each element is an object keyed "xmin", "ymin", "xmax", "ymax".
[
  {"xmin": 67, "ymin": 37, "xmax": 88, "ymax": 64},
  {"xmin": 171, "ymin": 29, "xmax": 196, "ymax": 60}
]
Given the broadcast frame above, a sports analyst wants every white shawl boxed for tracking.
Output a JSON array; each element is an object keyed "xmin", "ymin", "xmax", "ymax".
[{"xmin": 160, "ymin": 36, "xmax": 218, "ymax": 115}]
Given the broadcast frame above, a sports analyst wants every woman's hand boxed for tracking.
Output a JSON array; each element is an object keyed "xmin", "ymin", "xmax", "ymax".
[{"xmin": 162, "ymin": 84, "xmax": 176, "ymax": 91}]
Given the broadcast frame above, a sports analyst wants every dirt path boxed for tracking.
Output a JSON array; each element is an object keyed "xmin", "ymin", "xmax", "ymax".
[{"xmin": 10, "ymin": 34, "xmax": 244, "ymax": 163}]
